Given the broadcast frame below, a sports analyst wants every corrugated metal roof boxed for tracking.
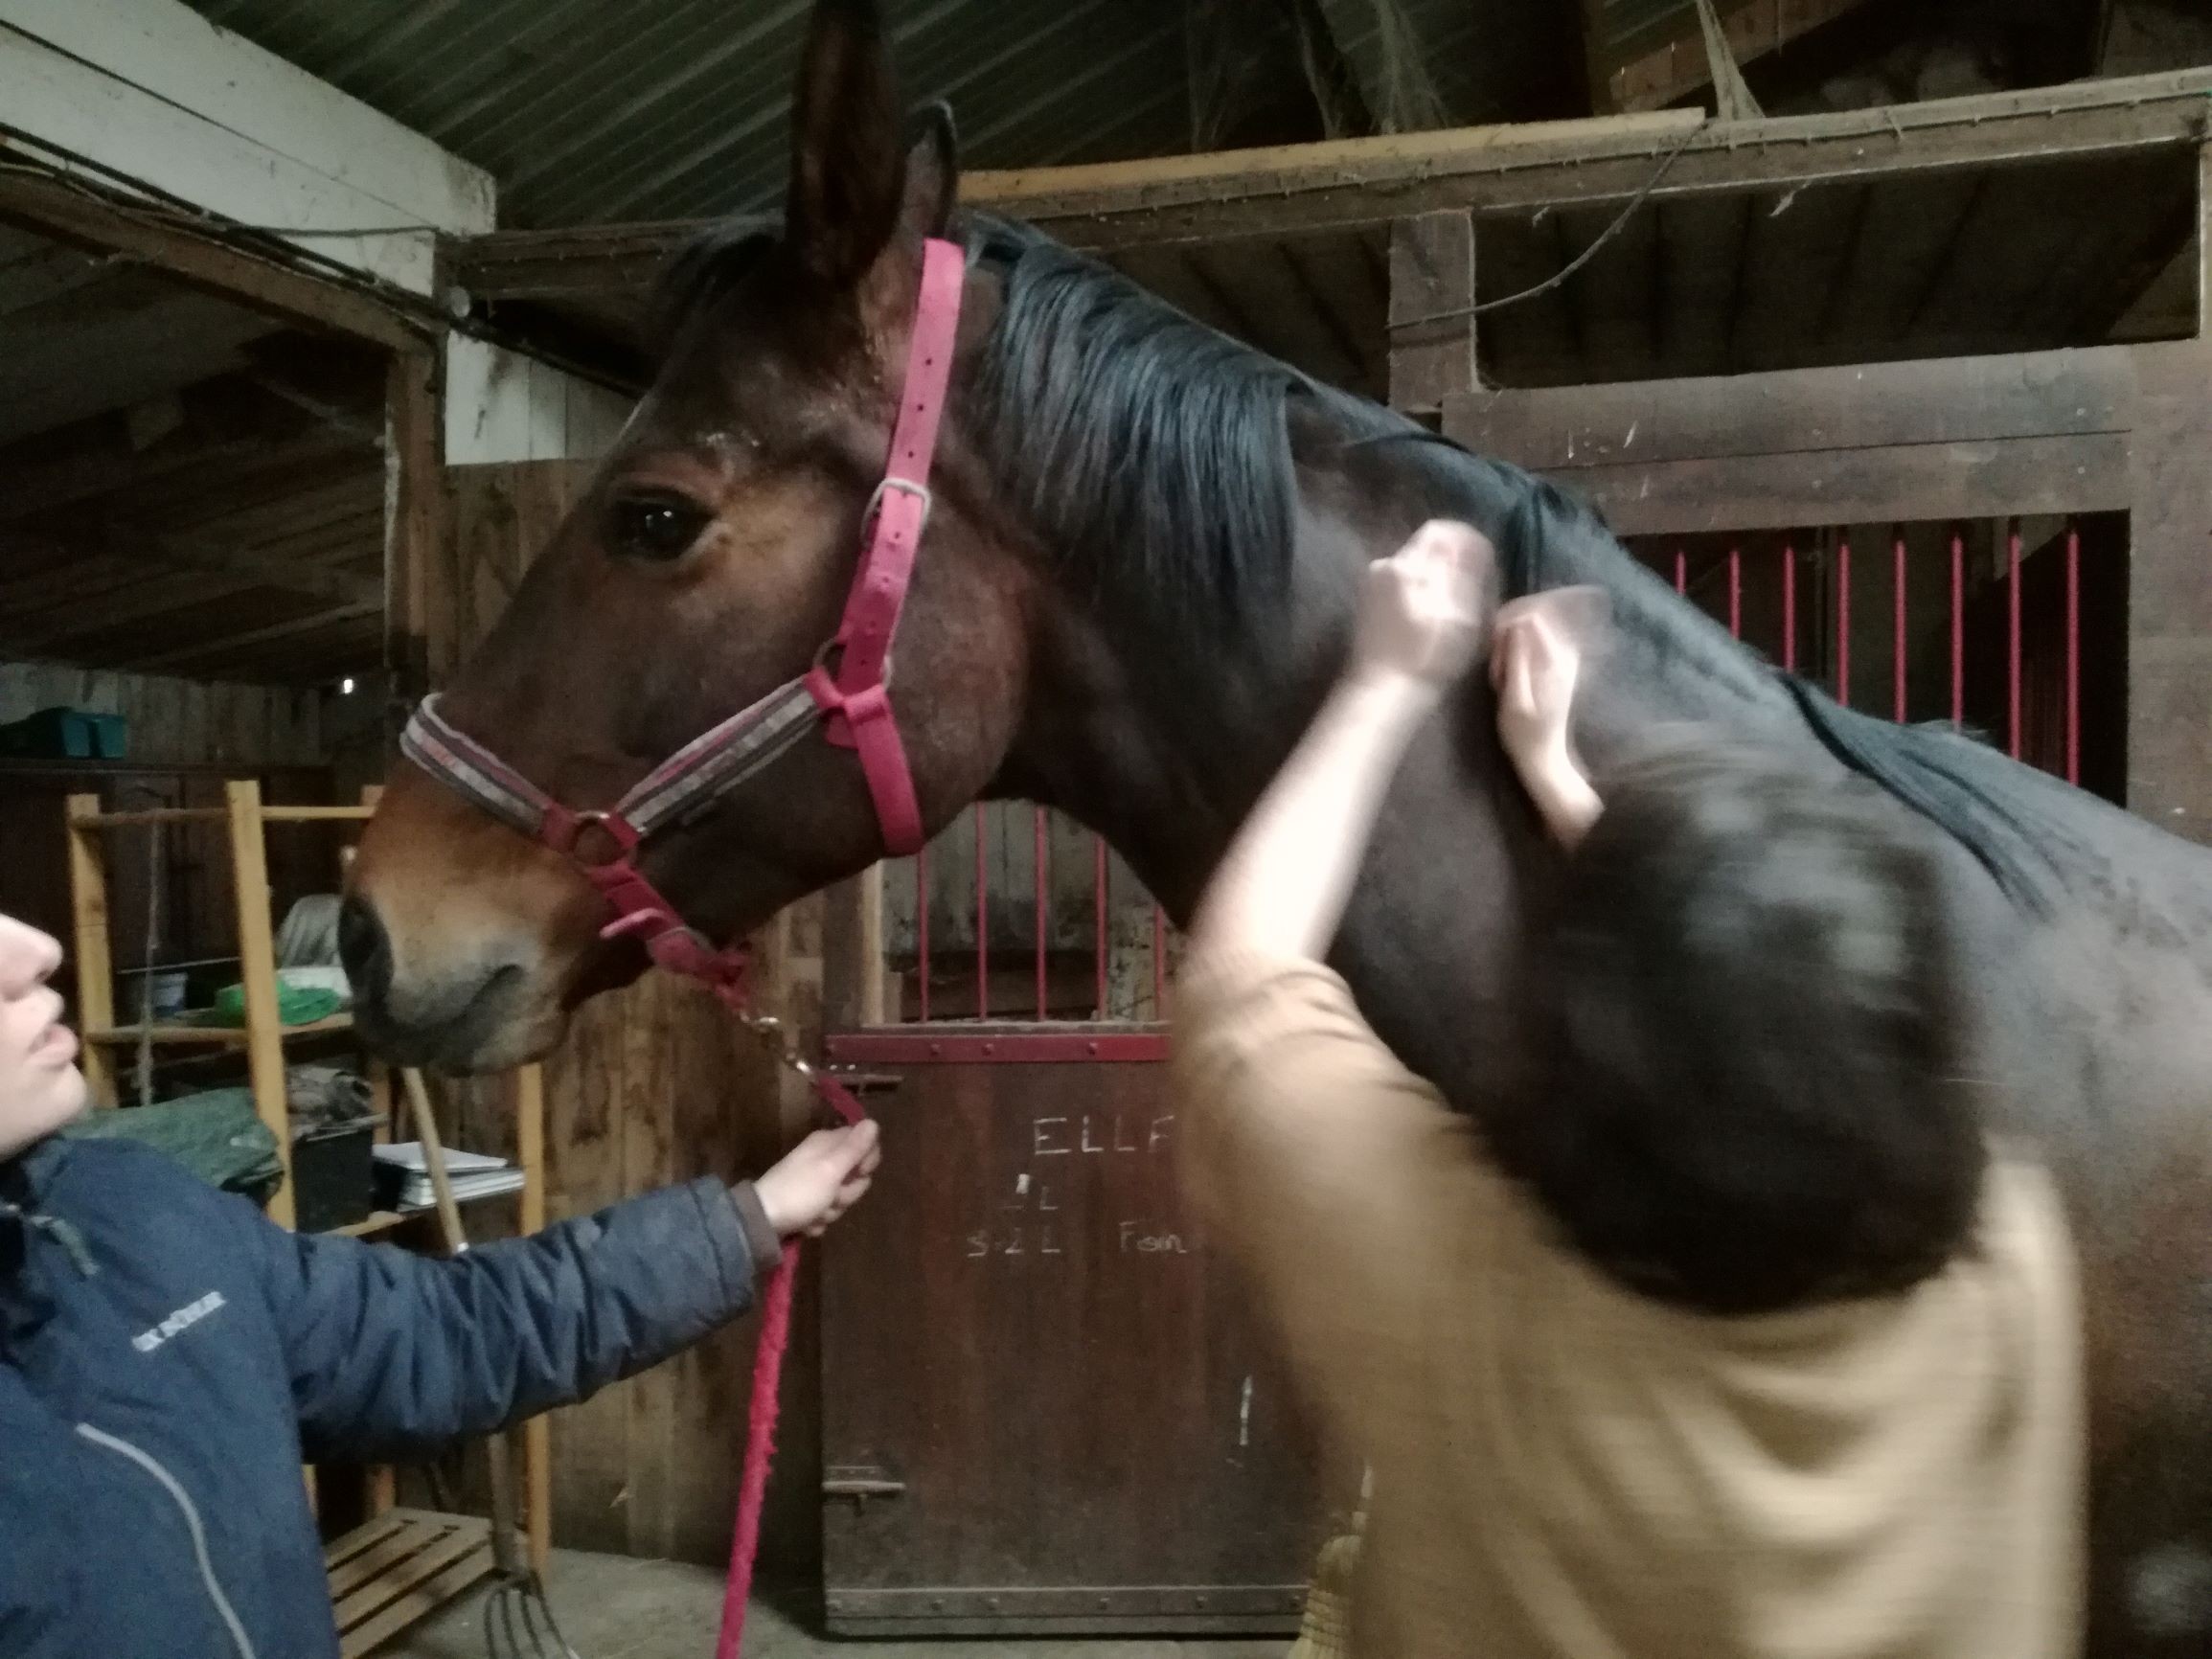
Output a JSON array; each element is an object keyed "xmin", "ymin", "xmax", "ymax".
[
  {"xmin": 176, "ymin": 0, "xmax": 1505, "ymax": 229},
  {"xmin": 177, "ymin": 0, "xmax": 1196, "ymax": 227}
]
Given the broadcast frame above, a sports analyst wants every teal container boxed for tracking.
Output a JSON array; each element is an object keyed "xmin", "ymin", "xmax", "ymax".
[{"xmin": 0, "ymin": 707, "xmax": 128, "ymax": 760}]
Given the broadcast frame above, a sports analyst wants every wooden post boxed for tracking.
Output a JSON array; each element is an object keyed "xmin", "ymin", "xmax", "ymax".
[
  {"xmin": 821, "ymin": 866, "xmax": 886, "ymax": 1032},
  {"xmin": 2198, "ymin": 140, "xmax": 2212, "ymax": 343},
  {"xmin": 516, "ymin": 1062, "xmax": 553, "ymax": 1579},
  {"xmin": 1388, "ymin": 209, "xmax": 1479, "ymax": 416},
  {"xmin": 384, "ymin": 349, "xmax": 445, "ymax": 701},
  {"xmin": 64, "ymin": 794, "xmax": 117, "ymax": 1107},
  {"xmin": 226, "ymin": 779, "xmax": 294, "ymax": 1229}
]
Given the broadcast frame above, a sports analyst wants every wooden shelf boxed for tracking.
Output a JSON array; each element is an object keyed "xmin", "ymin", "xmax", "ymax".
[
  {"xmin": 73, "ymin": 806, "xmax": 229, "ymax": 828},
  {"xmin": 326, "ymin": 1509, "xmax": 494, "ymax": 1659},
  {"xmin": 328, "ymin": 1209, "xmax": 413, "ymax": 1239},
  {"xmin": 83, "ymin": 1012, "xmax": 354, "ymax": 1045},
  {"xmin": 324, "ymin": 1184, "xmax": 520, "ymax": 1239},
  {"xmin": 261, "ymin": 805, "xmax": 376, "ymax": 823}
]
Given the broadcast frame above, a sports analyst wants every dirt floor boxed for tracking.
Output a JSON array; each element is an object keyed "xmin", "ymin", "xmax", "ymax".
[{"xmin": 384, "ymin": 1548, "xmax": 1288, "ymax": 1659}]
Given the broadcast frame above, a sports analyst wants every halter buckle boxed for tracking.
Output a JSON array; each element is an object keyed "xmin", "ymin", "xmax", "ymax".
[{"xmin": 864, "ymin": 475, "xmax": 931, "ymax": 535}]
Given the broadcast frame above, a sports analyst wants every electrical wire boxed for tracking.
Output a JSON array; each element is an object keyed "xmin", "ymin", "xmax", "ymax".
[
  {"xmin": 0, "ymin": 136, "xmax": 638, "ymax": 396},
  {"xmin": 1390, "ymin": 118, "xmax": 1704, "ymax": 328}
]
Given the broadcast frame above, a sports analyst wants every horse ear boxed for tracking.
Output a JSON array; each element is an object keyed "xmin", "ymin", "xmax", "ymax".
[
  {"xmin": 1494, "ymin": 585, "xmax": 1613, "ymax": 658},
  {"xmin": 901, "ymin": 102, "xmax": 959, "ymax": 240},
  {"xmin": 787, "ymin": 0, "xmax": 906, "ymax": 284}
]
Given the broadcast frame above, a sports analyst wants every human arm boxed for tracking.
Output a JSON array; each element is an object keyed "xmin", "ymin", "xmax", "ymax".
[
  {"xmin": 1174, "ymin": 524, "xmax": 1493, "ymax": 1424},
  {"xmin": 1188, "ymin": 519, "xmax": 1487, "ymax": 964},
  {"xmin": 261, "ymin": 1122, "xmax": 878, "ymax": 1462}
]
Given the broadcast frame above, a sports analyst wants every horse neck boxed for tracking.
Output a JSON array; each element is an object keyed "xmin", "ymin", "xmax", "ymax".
[{"xmin": 993, "ymin": 437, "xmax": 1815, "ymax": 1102}]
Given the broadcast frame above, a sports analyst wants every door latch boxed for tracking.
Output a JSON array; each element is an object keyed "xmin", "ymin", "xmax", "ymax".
[{"xmin": 823, "ymin": 1466, "xmax": 906, "ymax": 1511}]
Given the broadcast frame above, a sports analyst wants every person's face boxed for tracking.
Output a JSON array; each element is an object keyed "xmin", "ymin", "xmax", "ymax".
[{"xmin": 0, "ymin": 914, "xmax": 85, "ymax": 1159}]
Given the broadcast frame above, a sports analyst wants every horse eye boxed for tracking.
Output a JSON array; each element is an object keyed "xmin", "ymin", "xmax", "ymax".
[{"xmin": 608, "ymin": 494, "xmax": 711, "ymax": 562}]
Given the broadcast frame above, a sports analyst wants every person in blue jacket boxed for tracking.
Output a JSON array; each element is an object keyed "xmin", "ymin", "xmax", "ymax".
[{"xmin": 0, "ymin": 907, "xmax": 880, "ymax": 1659}]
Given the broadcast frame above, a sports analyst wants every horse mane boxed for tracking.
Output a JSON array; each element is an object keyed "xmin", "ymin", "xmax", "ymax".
[
  {"xmin": 964, "ymin": 216, "xmax": 1307, "ymax": 641},
  {"xmin": 656, "ymin": 211, "xmax": 2072, "ymax": 910}
]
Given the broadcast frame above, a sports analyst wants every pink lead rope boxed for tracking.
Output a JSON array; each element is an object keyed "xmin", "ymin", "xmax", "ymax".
[{"xmin": 718, "ymin": 1066, "xmax": 866, "ymax": 1659}]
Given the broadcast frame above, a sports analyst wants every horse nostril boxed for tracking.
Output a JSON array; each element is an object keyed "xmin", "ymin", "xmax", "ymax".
[{"xmin": 337, "ymin": 896, "xmax": 392, "ymax": 1008}]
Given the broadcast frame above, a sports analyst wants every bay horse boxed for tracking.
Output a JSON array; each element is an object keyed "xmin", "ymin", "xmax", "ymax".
[{"xmin": 346, "ymin": 2, "xmax": 2212, "ymax": 1649}]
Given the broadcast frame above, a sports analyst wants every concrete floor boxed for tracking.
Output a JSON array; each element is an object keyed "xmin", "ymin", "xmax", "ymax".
[{"xmin": 386, "ymin": 1549, "xmax": 1288, "ymax": 1659}]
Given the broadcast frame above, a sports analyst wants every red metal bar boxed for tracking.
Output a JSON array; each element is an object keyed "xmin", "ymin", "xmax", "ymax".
[
  {"xmin": 1892, "ymin": 533, "xmax": 1907, "ymax": 722},
  {"xmin": 2007, "ymin": 519, "xmax": 2022, "ymax": 761},
  {"xmin": 1727, "ymin": 547, "xmax": 1741, "ymax": 639},
  {"xmin": 2065, "ymin": 522, "xmax": 2082, "ymax": 785},
  {"xmin": 1034, "ymin": 807, "xmax": 1048, "ymax": 1021},
  {"xmin": 1835, "ymin": 537, "xmax": 1851, "ymax": 705},
  {"xmin": 1093, "ymin": 835, "xmax": 1108, "ymax": 1019},
  {"xmin": 1673, "ymin": 549, "xmax": 1687, "ymax": 595},
  {"xmin": 915, "ymin": 846, "xmax": 931, "ymax": 1024},
  {"xmin": 1950, "ymin": 531, "xmax": 1965, "ymax": 725},
  {"xmin": 826, "ymin": 1030, "xmax": 1171, "ymax": 1066},
  {"xmin": 973, "ymin": 803, "xmax": 989, "ymax": 1021},
  {"xmin": 1152, "ymin": 904, "xmax": 1167, "ymax": 1016},
  {"xmin": 1781, "ymin": 541, "xmax": 1797, "ymax": 671}
]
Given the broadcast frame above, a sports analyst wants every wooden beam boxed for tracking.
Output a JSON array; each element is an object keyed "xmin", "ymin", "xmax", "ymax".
[
  {"xmin": 0, "ymin": 366, "xmax": 377, "ymax": 523},
  {"xmin": 224, "ymin": 778, "xmax": 292, "ymax": 1227},
  {"xmin": 1445, "ymin": 341, "xmax": 2152, "ymax": 535},
  {"xmin": 447, "ymin": 67, "xmax": 2212, "ymax": 302},
  {"xmin": 1388, "ymin": 210, "xmax": 1478, "ymax": 413},
  {"xmin": 2198, "ymin": 139, "xmax": 2212, "ymax": 344},
  {"xmin": 821, "ymin": 866, "xmax": 887, "ymax": 1032},
  {"xmin": 383, "ymin": 349, "xmax": 444, "ymax": 696},
  {"xmin": 1517, "ymin": 432, "xmax": 2130, "ymax": 536},
  {"xmin": 0, "ymin": 422, "xmax": 364, "ymax": 526},
  {"xmin": 2, "ymin": 0, "xmax": 490, "ymax": 292},
  {"xmin": 1446, "ymin": 343, "xmax": 2136, "ymax": 469},
  {"xmin": 2125, "ymin": 341, "xmax": 2212, "ymax": 840},
  {"xmin": 123, "ymin": 601, "xmax": 381, "ymax": 672},
  {"xmin": 0, "ymin": 160, "xmax": 428, "ymax": 352},
  {"xmin": 0, "ymin": 523, "xmax": 377, "ymax": 614},
  {"xmin": 1598, "ymin": 0, "xmax": 1867, "ymax": 114},
  {"xmin": 65, "ymin": 794, "xmax": 115, "ymax": 1107},
  {"xmin": 138, "ymin": 531, "xmax": 381, "ymax": 605}
]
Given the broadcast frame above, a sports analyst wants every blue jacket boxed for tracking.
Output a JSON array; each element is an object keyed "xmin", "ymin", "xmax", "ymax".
[{"xmin": 0, "ymin": 1133, "xmax": 776, "ymax": 1659}]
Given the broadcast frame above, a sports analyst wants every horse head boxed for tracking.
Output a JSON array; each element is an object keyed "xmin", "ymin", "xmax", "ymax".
[{"xmin": 347, "ymin": 0, "xmax": 1041, "ymax": 1070}]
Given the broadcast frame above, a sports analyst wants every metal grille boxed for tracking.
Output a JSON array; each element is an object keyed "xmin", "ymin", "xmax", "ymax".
[
  {"xmin": 1636, "ymin": 513, "xmax": 2126, "ymax": 801},
  {"xmin": 878, "ymin": 807, "xmax": 1174, "ymax": 1031}
]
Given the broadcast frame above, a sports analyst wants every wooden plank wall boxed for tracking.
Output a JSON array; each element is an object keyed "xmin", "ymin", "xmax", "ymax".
[
  {"xmin": 430, "ymin": 461, "xmax": 828, "ymax": 1579},
  {"xmin": 0, "ymin": 660, "xmax": 324, "ymax": 765}
]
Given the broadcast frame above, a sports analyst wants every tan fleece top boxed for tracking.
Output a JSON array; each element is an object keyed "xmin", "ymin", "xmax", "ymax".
[{"xmin": 1174, "ymin": 948, "xmax": 2085, "ymax": 1659}]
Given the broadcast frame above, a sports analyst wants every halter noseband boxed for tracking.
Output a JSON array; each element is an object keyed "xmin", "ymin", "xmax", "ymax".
[{"xmin": 398, "ymin": 236, "xmax": 965, "ymax": 1011}]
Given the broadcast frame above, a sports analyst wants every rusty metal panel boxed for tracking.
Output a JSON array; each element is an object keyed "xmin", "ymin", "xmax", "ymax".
[{"xmin": 820, "ymin": 1057, "xmax": 1324, "ymax": 1637}]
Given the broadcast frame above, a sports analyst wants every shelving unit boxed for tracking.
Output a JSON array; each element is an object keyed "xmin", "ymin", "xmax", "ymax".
[
  {"xmin": 63, "ymin": 778, "xmax": 554, "ymax": 1651},
  {"xmin": 65, "ymin": 778, "xmax": 361, "ymax": 1225}
]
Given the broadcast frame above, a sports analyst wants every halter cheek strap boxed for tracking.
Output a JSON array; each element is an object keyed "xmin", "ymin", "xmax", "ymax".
[
  {"xmin": 398, "ymin": 236, "xmax": 967, "ymax": 1009},
  {"xmin": 803, "ymin": 234, "xmax": 965, "ymax": 858}
]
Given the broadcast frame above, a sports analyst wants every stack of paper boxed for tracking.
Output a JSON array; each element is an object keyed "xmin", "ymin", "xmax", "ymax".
[{"xmin": 373, "ymin": 1142, "xmax": 525, "ymax": 1210}]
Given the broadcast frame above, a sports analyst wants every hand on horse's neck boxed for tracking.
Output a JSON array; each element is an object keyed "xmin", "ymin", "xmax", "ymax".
[{"xmin": 992, "ymin": 491, "xmax": 1812, "ymax": 1106}]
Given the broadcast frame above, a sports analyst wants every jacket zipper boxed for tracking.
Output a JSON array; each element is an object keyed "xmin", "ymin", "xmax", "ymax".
[{"xmin": 76, "ymin": 1423, "xmax": 259, "ymax": 1659}]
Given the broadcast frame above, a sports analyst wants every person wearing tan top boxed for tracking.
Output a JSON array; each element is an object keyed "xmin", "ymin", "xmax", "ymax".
[{"xmin": 1174, "ymin": 521, "xmax": 2085, "ymax": 1659}]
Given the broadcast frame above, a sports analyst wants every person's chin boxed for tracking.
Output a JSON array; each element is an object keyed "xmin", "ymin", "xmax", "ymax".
[{"xmin": 1, "ymin": 1070, "xmax": 91, "ymax": 1159}]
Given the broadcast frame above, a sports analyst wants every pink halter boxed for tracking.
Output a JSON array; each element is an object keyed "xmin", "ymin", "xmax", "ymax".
[{"xmin": 399, "ymin": 236, "xmax": 965, "ymax": 1008}]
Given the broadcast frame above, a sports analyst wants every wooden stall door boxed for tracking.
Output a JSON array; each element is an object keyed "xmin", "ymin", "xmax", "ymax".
[{"xmin": 820, "ymin": 1037, "xmax": 1324, "ymax": 1637}]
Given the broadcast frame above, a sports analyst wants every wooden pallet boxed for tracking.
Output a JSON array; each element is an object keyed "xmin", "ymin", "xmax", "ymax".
[{"xmin": 326, "ymin": 1508, "xmax": 493, "ymax": 1658}]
